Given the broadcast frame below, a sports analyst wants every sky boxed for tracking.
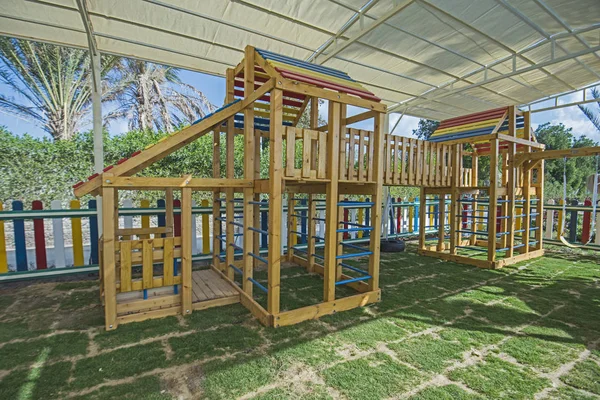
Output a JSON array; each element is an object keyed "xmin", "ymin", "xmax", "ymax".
[{"xmin": 0, "ymin": 67, "xmax": 598, "ymax": 142}]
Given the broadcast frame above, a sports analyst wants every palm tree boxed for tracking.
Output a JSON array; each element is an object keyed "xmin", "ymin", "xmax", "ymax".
[
  {"xmin": 0, "ymin": 38, "xmax": 119, "ymax": 140},
  {"xmin": 578, "ymin": 87, "xmax": 600, "ymax": 132},
  {"xmin": 104, "ymin": 59, "xmax": 216, "ymax": 133}
]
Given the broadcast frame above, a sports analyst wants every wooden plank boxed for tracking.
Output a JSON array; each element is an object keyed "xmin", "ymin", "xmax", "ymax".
[
  {"xmin": 268, "ymin": 89, "xmax": 284, "ymax": 315},
  {"xmin": 75, "ymin": 79, "xmax": 276, "ymax": 198},
  {"xmin": 181, "ymin": 187, "xmax": 193, "ymax": 315},
  {"xmin": 367, "ymin": 131, "xmax": 374, "ymax": 182},
  {"xmin": 117, "ymin": 294, "xmax": 180, "ymax": 315},
  {"xmin": 192, "ymin": 295, "xmax": 240, "ymax": 311},
  {"xmin": 385, "ymin": 134, "xmax": 392, "ymax": 184},
  {"xmin": 119, "ymin": 241, "xmax": 132, "ymax": 292},
  {"xmin": 358, "ymin": 130, "xmax": 366, "ymax": 181},
  {"xmin": 348, "ymin": 128, "xmax": 356, "ymax": 180},
  {"xmin": 142, "ymin": 240, "xmax": 153, "ymax": 289},
  {"xmin": 393, "ymin": 136, "xmax": 400, "ymax": 185},
  {"xmin": 345, "ymin": 110, "xmax": 376, "ymax": 125},
  {"xmin": 102, "ymin": 183, "xmax": 117, "ymax": 330},
  {"xmin": 191, "ymin": 272, "xmax": 211, "ymax": 301},
  {"xmin": 210, "ymin": 265, "xmax": 272, "ymax": 326},
  {"xmin": 408, "ymin": 138, "xmax": 415, "ymax": 186},
  {"xmin": 488, "ymin": 139, "xmax": 499, "ymax": 262},
  {"xmin": 302, "ymin": 128, "xmax": 312, "ymax": 178},
  {"xmin": 277, "ymin": 79, "xmax": 386, "ymax": 113},
  {"xmin": 274, "ymin": 290, "xmax": 380, "ymax": 327},
  {"xmin": 416, "ymin": 139, "xmax": 423, "ymax": 186},
  {"xmin": 105, "ymin": 177, "xmax": 253, "ymax": 189},
  {"xmin": 286, "ymin": 126, "xmax": 296, "ymax": 176},
  {"xmin": 368, "ymin": 112, "xmax": 384, "ymax": 292},
  {"xmin": 243, "ymin": 45, "xmax": 256, "ymax": 296},
  {"xmin": 318, "ymin": 131, "xmax": 327, "ymax": 179},
  {"xmin": 324, "ymin": 101, "xmax": 342, "ymax": 302},
  {"xmin": 117, "ymin": 306, "xmax": 180, "ymax": 325},
  {"xmin": 163, "ymin": 238, "xmax": 174, "ymax": 286},
  {"xmin": 116, "ymin": 227, "xmax": 171, "ymax": 237}
]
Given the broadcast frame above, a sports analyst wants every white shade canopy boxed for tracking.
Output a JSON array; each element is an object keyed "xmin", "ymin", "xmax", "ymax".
[{"xmin": 1, "ymin": 0, "xmax": 599, "ymax": 120}]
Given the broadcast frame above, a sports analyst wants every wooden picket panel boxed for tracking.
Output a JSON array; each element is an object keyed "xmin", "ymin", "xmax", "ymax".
[
  {"xmin": 284, "ymin": 126, "xmax": 324, "ymax": 180},
  {"xmin": 116, "ymin": 237, "xmax": 181, "ymax": 293}
]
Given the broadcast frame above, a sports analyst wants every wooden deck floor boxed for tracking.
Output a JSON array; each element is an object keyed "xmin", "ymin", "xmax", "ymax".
[{"xmin": 192, "ymin": 269, "xmax": 238, "ymax": 303}]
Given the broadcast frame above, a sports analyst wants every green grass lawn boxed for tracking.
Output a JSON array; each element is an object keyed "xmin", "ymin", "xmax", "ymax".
[{"xmin": 0, "ymin": 244, "xmax": 599, "ymax": 399}]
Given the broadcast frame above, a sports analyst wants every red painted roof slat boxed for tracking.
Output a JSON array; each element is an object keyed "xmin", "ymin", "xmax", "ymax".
[{"xmin": 277, "ymin": 69, "xmax": 381, "ymax": 102}]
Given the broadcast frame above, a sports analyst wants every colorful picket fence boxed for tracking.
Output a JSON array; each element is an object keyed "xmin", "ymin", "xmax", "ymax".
[{"xmin": 0, "ymin": 197, "xmax": 598, "ymax": 278}]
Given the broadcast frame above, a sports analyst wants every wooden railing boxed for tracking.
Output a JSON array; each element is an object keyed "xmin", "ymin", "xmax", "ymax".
[
  {"xmin": 284, "ymin": 126, "xmax": 327, "ymax": 179},
  {"xmin": 115, "ymin": 236, "xmax": 182, "ymax": 293},
  {"xmin": 339, "ymin": 128, "xmax": 374, "ymax": 182},
  {"xmin": 382, "ymin": 134, "xmax": 472, "ymax": 187}
]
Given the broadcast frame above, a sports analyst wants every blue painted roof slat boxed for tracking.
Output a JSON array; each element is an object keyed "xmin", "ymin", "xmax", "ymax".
[
  {"xmin": 192, "ymin": 99, "xmax": 240, "ymax": 125},
  {"xmin": 256, "ymin": 48, "xmax": 355, "ymax": 82}
]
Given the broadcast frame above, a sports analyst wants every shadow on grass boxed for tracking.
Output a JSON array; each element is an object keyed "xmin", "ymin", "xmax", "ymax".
[{"xmin": 1, "ymin": 244, "xmax": 599, "ymax": 399}]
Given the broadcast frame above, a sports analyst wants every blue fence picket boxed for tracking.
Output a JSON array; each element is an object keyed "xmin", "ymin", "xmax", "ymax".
[
  {"xmin": 88, "ymin": 200, "xmax": 99, "ymax": 264},
  {"xmin": 12, "ymin": 200, "xmax": 27, "ymax": 271}
]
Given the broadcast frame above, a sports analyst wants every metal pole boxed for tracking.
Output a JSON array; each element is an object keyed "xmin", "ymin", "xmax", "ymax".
[{"xmin": 91, "ymin": 51, "xmax": 104, "ymax": 235}]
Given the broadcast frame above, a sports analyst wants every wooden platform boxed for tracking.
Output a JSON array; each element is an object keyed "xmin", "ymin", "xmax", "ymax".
[{"xmin": 192, "ymin": 269, "xmax": 239, "ymax": 303}]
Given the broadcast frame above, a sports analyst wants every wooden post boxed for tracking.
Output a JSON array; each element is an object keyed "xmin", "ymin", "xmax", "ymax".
[
  {"xmin": 243, "ymin": 46, "xmax": 255, "ymax": 295},
  {"xmin": 336, "ymin": 105, "xmax": 347, "ymax": 279},
  {"xmin": 449, "ymin": 144, "xmax": 460, "ymax": 255},
  {"xmin": 181, "ymin": 187, "xmax": 193, "ymax": 314},
  {"xmin": 287, "ymin": 196, "xmax": 296, "ymax": 261},
  {"xmin": 101, "ymin": 179, "xmax": 117, "ymax": 330},
  {"xmin": 470, "ymin": 154, "xmax": 479, "ymax": 245},
  {"xmin": 488, "ymin": 139, "xmax": 499, "ymax": 262},
  {"xmin": 324, "ymin": 101, "xmax": 341, "ymax": 302},
  {"xmin": 535, "ymin": 160, "xmax": 544, "ymax": 250},
  {"xmin": 268, "ymin": 88, "xmax": 283, "ymax": 315},
  {"xmin": 506, "ymin": 106, "xmax": 517, "ymax": 257},
  {"xmin": 225, "ymin": 68, "xmax": 236, "ymax": 280},
  {"xmin": 307, "ymin": 96, "xmax": 319, "ymax": 272},
  {"xmin": 213, "ymin": 127, "xmax": 222, "ymax": 270},
  {"xmin": 368, "ymin": 112, "xmax": 384, "ymax": 292}
]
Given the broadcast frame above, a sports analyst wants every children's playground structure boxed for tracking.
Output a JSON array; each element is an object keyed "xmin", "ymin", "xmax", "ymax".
[{"xmin": 72, "ymin": 46, "xmax": 600, "ymax": 330}]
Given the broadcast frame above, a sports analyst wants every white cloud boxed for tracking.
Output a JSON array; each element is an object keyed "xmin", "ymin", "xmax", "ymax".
[
  {"xmin": 532, "ymin": 104, "xmax": 600, "ymax": 142},
  {"xmin": 389, "ymin": 114, "xmax": 419, "ymax": 137}
]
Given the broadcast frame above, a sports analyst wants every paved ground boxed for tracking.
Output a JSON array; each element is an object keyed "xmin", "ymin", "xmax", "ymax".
[{"xmin": 0, "ymin": 244, "xmax": 599, "ymax": 399}]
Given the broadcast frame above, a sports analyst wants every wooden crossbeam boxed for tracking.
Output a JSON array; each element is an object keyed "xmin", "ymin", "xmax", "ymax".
[{"xmin": 75, "ymin": 78, "xmax": 275, "ymax": 197}]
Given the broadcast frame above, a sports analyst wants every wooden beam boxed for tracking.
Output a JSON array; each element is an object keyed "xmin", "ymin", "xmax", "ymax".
[
  {"xmin": 274, "ymin": 290, "xmax": 380, "ymax": 327},
  {"xmin": 103, "ymin": 177, "xmax": 253, "ymax": 189},
  {"xmin": 515, "ymin": 146, "xmax": 600, "ymax": 167},
  {"xmin": 506, "ymin": 106, "xmax": 517, "ymax": 258},
  {"xmin": 368, "ymin": 112, "xmax": 384, "ymax": 292},
  {"xmin": 268, "ymin": 88, "xmax": 283, "ymax": 315},
  {"xmin": 488, "ymin": 139, "xmax": 499, "ymax": 262},
  {"xmin": 345, "ymin": 110, "xmax": 376, "ymax": 126},
  {"xmin": 243, "ymin": 45, "xmax": 256, "ymax": 296},
  {"xmin": 277, "ymin": 79, "xmax": 386, "ymax": 113},
  {"xmin": 497, "ymin": 133, "xmax": 545, "ymax": 149},
  {"xmin": 324, "ymin": 101, "xmax": 341, "ymax": 302},
  {"xmin": 75, "ymin": 78, "xmax": 276, "ymax": 197},
  {"xmin": 181, "ymin": 187, "xmax": 193, "ymax": 315},
  {"xmin": 101, "ymin": 181, "xmax": 117, "ymax": 330}
]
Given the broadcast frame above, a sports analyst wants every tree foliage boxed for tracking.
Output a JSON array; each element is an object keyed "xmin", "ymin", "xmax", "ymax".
[
  {"xmin": 577, "ymin": 87, "xmax": 600, "ymax": 132},
  {"xmin": 535, "ymin": 122, "xmax": 598, "ymax": 200},
  {"xmin": 104, "ymin": 59, "xmax": 216, "ymax": 133},
  {"xmin": 412, "ymin": 119, "xmax": 439, "ymax": 140},
  {"xmin": 0, "ymin": 38, "xmax": 119, "ymax": 140}
]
